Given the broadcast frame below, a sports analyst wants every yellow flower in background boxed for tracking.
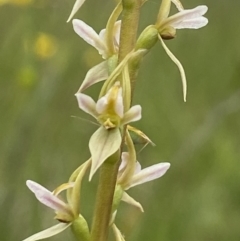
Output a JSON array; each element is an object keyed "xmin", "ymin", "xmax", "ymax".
[{"xmin": 34, "ymin": 33, "xmax": 58, "ymax": 59}]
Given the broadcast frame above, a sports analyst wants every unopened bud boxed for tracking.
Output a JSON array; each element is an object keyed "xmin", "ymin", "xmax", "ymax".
[
  {"xmin": 160, "ymin": 26, "xmax": 176, "ymax": 40},
  {"xmin": 135, "ymin": 25, "xmax": 159, "ymax": 50}
]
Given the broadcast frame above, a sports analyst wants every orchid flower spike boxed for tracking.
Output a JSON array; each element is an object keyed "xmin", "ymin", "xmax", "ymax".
[
  {"xmin": 155, "ymin": 0, "xmax": 208, "ymax": 102},
  {"xmin": 23, "ymin": 160, "xmax": 90, "ymax": 241}
]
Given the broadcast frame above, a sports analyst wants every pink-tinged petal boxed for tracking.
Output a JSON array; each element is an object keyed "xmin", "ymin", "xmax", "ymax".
[
  {"xmin": 134, "ymin": 161, "xmax": 141, "ymax": 174},
  {"xmin": 99, "ymin": 28, "xmax": 106, "ymax": 43},
  {"xmin": 119, "ymin": 152, "xmax": 129, "ymax": 172},
  {"xmin": 164, "ymin": 6, "xmax": 208, "ymax": 29},
  {"xmin": 27, "ymin": 180, "xmax": 51, "ymax": 195},
  {"xmin": 26, "ymin": 180, "xmax": 70, "ymax": 213},
  {"xmin": 96, "ymin": 95, "xmax": 108, "ymax": 114},
  {"xmin": 118, "ymin": 152, "xmax": 128, "ymax": 179},
  {"xmin": 121, "ymin": 192, "xmax": 144, "ymax": 212},
  {"xmin": 114, "ymin": 88, "xmax": 124, "ymax": 118},
  {"xmin": 67, "ymin": 0, "xmax": 86, "ymax": 22},
  {"xmin": 121, "ymin": 105, "xmax": 142, "ymax": 125},
  {"xmin": 72, "ymin": 19, "xmax": 107, "ymax": 56},
  {"xmin": 77, "ymin": 61, "xmax": 109, "ymax": 92},
  {"xmin": 172, "ymin": 17, "xmax": 208, "ymax": 29},
  {"xmin": 113, "ymin": 20, "xmax": 121, "ymax": 48},
  {"xmin": 22, "ymin": 223, "xmax": 71, "ymax": 241},
  {"xmin": 75, "ymin": 93, "xmax": 98, "ymax": 118},
  {"xmin": 125, "ymin": 162, "xmax": 170, "ymax": 190}
]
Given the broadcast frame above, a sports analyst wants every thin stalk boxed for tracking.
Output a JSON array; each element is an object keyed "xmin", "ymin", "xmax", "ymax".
[{"xmin": 90, "ymin": 1, "xmax": 142, "ymax": 241}]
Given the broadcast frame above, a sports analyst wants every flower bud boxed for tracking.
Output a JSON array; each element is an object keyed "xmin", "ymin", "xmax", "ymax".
[
  {"xmin": 135, "ymin": 25, "xmax": 159, "ymax": 50},
  {"xmin": 160, "ymin": 26, "xmax": 176, "ymax": 40}
]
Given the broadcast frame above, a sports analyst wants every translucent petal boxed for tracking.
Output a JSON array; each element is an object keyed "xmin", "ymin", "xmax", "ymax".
[
  {"xmin": 27, "ymin": 180, "xmax": 51, "ymax": 195},
  {"xmin": 26, "ymin": 181, "xmax": 70, "ymax": 213},
  {"xmin": 114, "ymin": 88, "xmax": 124, "ymax": 118},
  {"xmin": 96, "ymin": 95, "xmax": 108, "ymax": 114},
  {"xmin": 164, "ymin": 5, "xmax": 208, "ymax": 29},
  {"xmin": 121, "ymin": 105, "xmax": 142, "ymax": 125},
  {"xmin": 67, "ymin": 0, "xmax": 86, "ymax": 22},
  {"xmin": 72, "ymin": 19, "xmax": 107, "ymax": 56},
  {"xmin": 22, "ymin": 223, "xmax": 71, "ymax": 241},
  {"xmin": 121, "ymin": 192, "xmax": 144, "ymax": 212},
  {"xmin": 75, "ymin": 93, "xmax": 98, "ymax": 118},
  {"xmin": 77, "ymin": 61, "xmax": 108, "ymax": 92},
  {"xmin": 125, "ymin": 163, "xmax": 170, "ymax": 189},
  {"xmin": 113, "ymin": 20, "xmax": 121, "ymax": 47},
  {"xmin": 134, "ymin": 162, "xmax": 141, "ymax": 174},
  {"xmin": 172, "ymin": 17, "xmax": 208, "ymax": 29}
]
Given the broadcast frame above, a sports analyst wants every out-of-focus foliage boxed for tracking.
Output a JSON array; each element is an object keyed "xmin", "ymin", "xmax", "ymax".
[{"xmin": 0, "ymin": 0, "xmax": 240, "ymax": 241}]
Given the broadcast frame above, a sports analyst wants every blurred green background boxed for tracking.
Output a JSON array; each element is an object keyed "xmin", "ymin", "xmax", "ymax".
[{"xmin": 1, "ymin": 0, "xmax": 240, "ymax": 240}]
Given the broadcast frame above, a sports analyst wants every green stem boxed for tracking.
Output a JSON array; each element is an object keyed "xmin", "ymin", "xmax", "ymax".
[
  {"xmin": 90, "ymin": 1, "xmax": 141, "ymax": 241},
  {"xmin": 118, "ymin": 0, "xmax": 142, "ymax": 62},
  {"xmin": 90, "ymin": 152, "xmax": 120, "ymax": 241}
]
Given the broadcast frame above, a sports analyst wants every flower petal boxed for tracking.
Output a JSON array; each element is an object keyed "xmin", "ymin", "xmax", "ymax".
[
  {"xmin": 22, "ymin": 223, "xmax": 71, "ymax": 241},
  {"xmin": 67, "ymin": 0, "xmax": 86, "ymax": 22},
  {"xmin": 89, "ymin": 126, "xmax": 122, "ymax": 180},
  {"xmin": 119, "ymin": 152, "xmax": 129, "ymax": 172},
  {"xmin": 26, "ymin": 180, "xmax": 70, "ymax": 213},
  {"xmin": 96, "ymin": 95, "xmax": 108, "ymax": 114},
  {"xmin": 164, "ymin": 5, "xmax": 208, "ymax": 29},
  {"xmin": 125, "ymin": 162, "xmax": 170, "ymax": 190},
  {"xmin": 77, "ymin": 61, "xmax": 109, "ymax": 93},
  {"xmin": 112, "ymin": 223, "xmax": 126, "ymax": 241},
  {"xmin": 113, "ymin": 20, "xmax": 121, "ymax": 48},
  {"xmin": 75, "ymin": 93, "xmax": 98, "ymax": 118},
  {"xmin": 114, "ymin": 87, "xmax": 124, "ymax": 118},
  {"xmin": 172, "ymin": 17, "xmax": 208, "ymax": 29},
  {"xmin": 121, "ymin": 192, "xmax": 144, "ymax": 212},
  {"xmin": 159, "ymin": 35, "xmax": 187, "ymax": 102},
  {"xmin": 72, "ymin": 19, "xmax": 107, "ymax": 57},
  {"xmin": 121, "ymin": 105, "xmax": 142, "ymax": 125},
  {"xmin": 134, "ymin": 161, "xmax": 141, "ymax": 174}
]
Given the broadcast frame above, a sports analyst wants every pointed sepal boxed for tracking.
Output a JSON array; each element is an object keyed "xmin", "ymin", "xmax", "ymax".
[
  {"xmin": 22, "ymin": 223, "xmax": 71, "ymax": 241},
  {"xmin": 89, "ymin": 127, "xmax": 121, "ymax": 180}
]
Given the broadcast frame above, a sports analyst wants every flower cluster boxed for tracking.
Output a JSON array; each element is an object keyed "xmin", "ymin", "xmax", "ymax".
[{"xmin": 23, "ymin": 0, "xmax": 208, "ymax": 241}]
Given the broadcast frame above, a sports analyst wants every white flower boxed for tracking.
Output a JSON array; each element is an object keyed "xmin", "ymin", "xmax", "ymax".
[
  {"xmin": 22, "ymin": 181, "xmax": 73, "ymax": 241},
  {"xmin": 73, "ymin": 19, "xmax": 121, "ymax": 59},
  {"xmin": 72, "ymin": 19, "xmax": 122, "ymax": 93},
  {"xmin": 159, "ymin": 5, "xmax": 208, "ymax": 31},
  {"xmin": 75, "ymin": 82, "xmax": 141, "ymax": 129},
  {"xmin": 23, "ymin": 160, "xmax": 90, "ymax": 241},
  {"xmin": 156, "ymin": 3, "xmax": 208, "ymax": 102},
  {"xmin": 75, "ymin": 83, "xmax": 141, "ymax": 180},
  {"xmin": 118, "ymin": 152, "xmax": 170, "ymax": 212}
]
